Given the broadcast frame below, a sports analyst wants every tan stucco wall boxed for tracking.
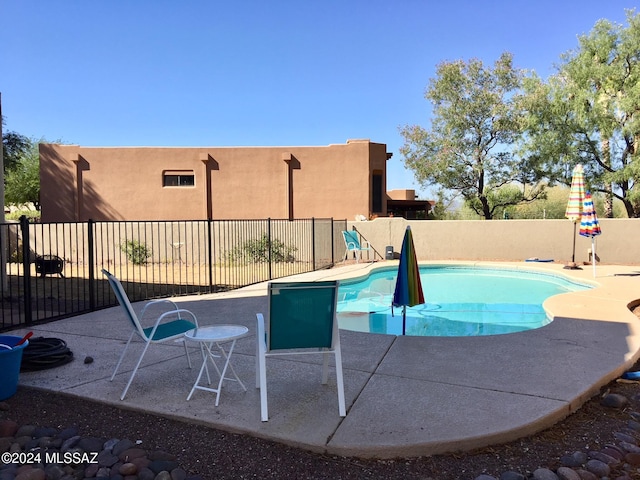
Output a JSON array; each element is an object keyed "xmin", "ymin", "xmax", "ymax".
[
  {"xmin": 40, "ymin": 140, "xmax": 389, "ymax": 222},
  {"xmin": 349, "ymin": 218, "xmax": 640, "ymax": 265},
  {"xmin": 387, "ymin": 189, "xmax": 417, "ymax": 201}
]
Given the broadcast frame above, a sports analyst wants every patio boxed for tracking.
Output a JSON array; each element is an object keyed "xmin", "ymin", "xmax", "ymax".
[{"xmin": 8, "ymin": 261, "xmax": 640, "ymax": 459}]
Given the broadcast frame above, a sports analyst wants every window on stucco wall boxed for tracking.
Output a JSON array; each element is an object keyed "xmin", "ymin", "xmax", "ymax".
[{"xmin": 163, "ymin": 171, "xmax": 195, "ymax": 187}]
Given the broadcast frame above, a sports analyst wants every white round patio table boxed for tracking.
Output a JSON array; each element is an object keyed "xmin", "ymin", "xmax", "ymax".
[{"xmin": 184, "ymin": 324, "xmax": 249, "ymax": 406}]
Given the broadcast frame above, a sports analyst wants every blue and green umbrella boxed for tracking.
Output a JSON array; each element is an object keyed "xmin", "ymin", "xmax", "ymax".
[{"xmin": 392, "ymin": 226, "xmax": 425, "ymax": 335}]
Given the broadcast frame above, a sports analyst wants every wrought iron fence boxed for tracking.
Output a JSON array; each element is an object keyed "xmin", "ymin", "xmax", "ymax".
[{"xmin": 0, "ymin": 216, "xmax": 346, "ymax": 331}]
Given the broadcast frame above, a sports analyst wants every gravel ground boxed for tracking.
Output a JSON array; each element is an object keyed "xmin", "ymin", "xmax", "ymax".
[
  {"xmin": 2, "ymin": 307, "xmax": 640, "ymax": 480},
  {"xmin": 0, "ymin": 374, "xmax": 638, "ymax": 479}
]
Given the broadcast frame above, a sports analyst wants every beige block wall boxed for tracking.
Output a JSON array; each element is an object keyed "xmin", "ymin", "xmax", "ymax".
[
  {"xmin": 16, "ymin": 217, "xmax": 639, "ymax": 268},
  {"xmin": 349, "ymin": 218, "xmax": 640, "ymax": 265}
]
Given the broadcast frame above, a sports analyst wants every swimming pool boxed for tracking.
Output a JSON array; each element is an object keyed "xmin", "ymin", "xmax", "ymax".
[{"xmin": 337, "ymin": 265, "xmax": 593, "ymax": 337}]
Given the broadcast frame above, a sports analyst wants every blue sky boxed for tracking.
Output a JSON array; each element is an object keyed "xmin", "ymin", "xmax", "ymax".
[{"xmin": 1, "ymin": 1, "xmax": 634, "ymax": 196}]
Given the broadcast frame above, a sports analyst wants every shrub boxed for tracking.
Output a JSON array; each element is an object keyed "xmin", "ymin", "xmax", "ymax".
[
  {"xmin": 6, "ymin": 239, "xmax": 36, "ymax": 263},
  {"xmin": 121, "ymin": 240, "xmax": 152, "ymax": 265},
  {"xmin": 6, "ymin": 210, "xmax": 40, "ymax": 222},
  {"xmin": 227, "ymin": 234, "xmax": 296, "ymax": 264}
]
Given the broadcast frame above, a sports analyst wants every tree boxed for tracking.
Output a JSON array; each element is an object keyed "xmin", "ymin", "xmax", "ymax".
[
  {"xmin": 510, "ymin": 185, "xmax": 569, "ymax": 219},
  {"xmin": 1, "ymin": 117, "xmax": 32, "ymax": 173},
  {"xmin": 522, "ymin": 10, "xmax": 640, "ymax": 218},
  {"xmin": 5, "ymin": 139, "xmax": 40, "ymax": 209},
  {"xmin": 400, "ymin": 52, "xmax": 546, "ymax": 219},
  {"xmin": 427, "ymin": 191, "xmax": 461, "ymax": 220}
]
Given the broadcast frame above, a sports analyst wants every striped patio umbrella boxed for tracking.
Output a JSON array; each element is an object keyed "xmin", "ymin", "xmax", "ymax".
[
  {"xmin": 579, "ymin": 192, "xmax": 602, "ymax": 277},
  {"xmin": 392, "ymin": 226, "xmax": 425, "ymax": 335},
  {"xmin": 565, "ymin": 164, "xmax": 585, "ymax": 268}
]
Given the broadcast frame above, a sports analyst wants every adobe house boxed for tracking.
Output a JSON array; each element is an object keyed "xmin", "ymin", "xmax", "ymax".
[
  {"xmin": 387, "ymin": 189, "xmax": 434, "ymax": 219},
  {"xmin": 39, "ymin": 139, "xmax": 393, "ymax": 222}
]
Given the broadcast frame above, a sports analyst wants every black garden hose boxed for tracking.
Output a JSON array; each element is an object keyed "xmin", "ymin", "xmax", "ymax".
[{"xmin": 20, "ymin": 337, "xmax": 74, "ymax": 371}]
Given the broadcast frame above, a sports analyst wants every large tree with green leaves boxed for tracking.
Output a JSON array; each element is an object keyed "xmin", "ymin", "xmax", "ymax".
[
  {"xmin": 400, "ymin": 52, "xmax": 546, "ymax": 219},
  {"xmin": 522, "ymin": 9, "xmax": 640, "ymax": 218},
  {"xmin": 2, "ymin": 117, "xmax": 32, "ymax": 173},
  {"xmin": 4, "ymin": 138, "xmax": 40, "ymax": 209}
]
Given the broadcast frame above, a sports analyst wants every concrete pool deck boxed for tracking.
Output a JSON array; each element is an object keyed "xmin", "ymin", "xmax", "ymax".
[{"xmin": 8, "ymin": 261, "xmax": 640, "ymax": 458}]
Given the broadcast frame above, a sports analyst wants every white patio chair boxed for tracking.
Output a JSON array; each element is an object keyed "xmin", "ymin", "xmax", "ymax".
[{"xmin": 102, "ymin": 269, "xmax": 198, "ymax": 400}]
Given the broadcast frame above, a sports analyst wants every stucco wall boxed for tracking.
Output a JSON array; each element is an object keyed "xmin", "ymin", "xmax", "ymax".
[
  {"xmin": 348, "ymin": 218, "xmax": 640, "ymax": 265},
  {"xmin": 40, "ymin": 140, "xmax": 389, "ymax": 222}
]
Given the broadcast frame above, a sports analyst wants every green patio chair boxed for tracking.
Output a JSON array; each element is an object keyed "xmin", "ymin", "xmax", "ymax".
[
  {"xmin": 256, "ymin": 280, "xmax": 346, "ymax": 422},
  {"xmin": 102, "ymin": 269, "xmax": 198, "ymax": 400},
  {"xmin": 342, "ymin": 230, "xmax": 372, "ymax": 262}
]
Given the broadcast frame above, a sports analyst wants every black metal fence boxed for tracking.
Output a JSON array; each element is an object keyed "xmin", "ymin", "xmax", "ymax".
[{"xmin": 0, "ymin": 217, "xmax": 346, "ymax": 331}]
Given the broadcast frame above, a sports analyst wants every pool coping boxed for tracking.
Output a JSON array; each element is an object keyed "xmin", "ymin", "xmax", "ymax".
[{"xmin": 9, "ymin": 260, "xmax": 640, "ymax": 459}]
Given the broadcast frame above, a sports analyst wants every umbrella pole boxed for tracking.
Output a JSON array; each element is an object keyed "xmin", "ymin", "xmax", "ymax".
[
  {"xmin": 571, "ymin": 222, "xmax": 577, "ymax": 263},
  {"xmin": 565, "ymin": 221, "xmax": 581, "ymax": 269},
  {"xmin": 592, "ymin": 237, "xmax": 596, "ymax": 277},
  {"xmin": 402, "ymin": 306, "xmax": 406, "ymax": 336}
]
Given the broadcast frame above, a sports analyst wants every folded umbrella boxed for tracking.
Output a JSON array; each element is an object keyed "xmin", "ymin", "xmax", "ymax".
[
  {"xmin": 565, "ymin": 164, "xmax": 585, "ymax": 269},
  {"xmin": 392, "ymin": 226, "xmax": 425, "ymax": 335},
  {"xmin": 579, "ymin": 192, "xmax": 602, "ymax": 277}
]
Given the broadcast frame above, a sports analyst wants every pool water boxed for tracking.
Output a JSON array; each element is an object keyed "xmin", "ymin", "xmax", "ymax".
[{"xmin": 337, "ymin": 266, "xmax": 592, "ymax": 337}]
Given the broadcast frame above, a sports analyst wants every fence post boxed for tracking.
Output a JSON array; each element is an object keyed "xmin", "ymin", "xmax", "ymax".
[
  {"xmin": 267, "ymin": 218, "xmax": 272, "ymax": 280},
  {"xmin": 331, "ymin": 218, "xmax": 335, "ymax": 265},
  {"xmin": 19, "ymin": 215, "xmax": 32, "ymax": 325},
  {"xmin": 311, "ymin": 218, "xmax": 316, "ymax": 271},
  {"xmin": 88, "ymin": 219, "xmax": 96, "ymax": 310},
  {"xmin": 207, "ymin": 219, "xmax": 213, "ymax": 293}
]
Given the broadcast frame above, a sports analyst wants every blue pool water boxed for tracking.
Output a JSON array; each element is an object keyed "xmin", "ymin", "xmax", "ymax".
[{"xmin": 337, "ymin": 266, "xmax": 592, "ymax": 337}]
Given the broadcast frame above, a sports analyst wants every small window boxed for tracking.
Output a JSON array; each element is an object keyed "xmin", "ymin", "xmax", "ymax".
[{"xmin": 163, "ymin": 171, "xmax": 195, "ymax": 187}]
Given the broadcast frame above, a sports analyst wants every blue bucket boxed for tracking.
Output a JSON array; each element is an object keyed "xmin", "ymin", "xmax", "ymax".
[{"xmin": 0, "ymin": 335, "xmax": 29, "ymax": 401}]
